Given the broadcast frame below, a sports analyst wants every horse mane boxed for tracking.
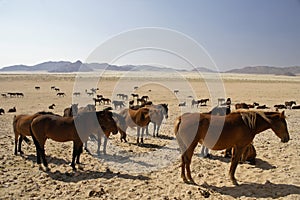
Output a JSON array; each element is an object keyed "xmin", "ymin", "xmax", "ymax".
[{"xmin": 238, "ymin": 111, "xmax": 271, "ymax": 130}]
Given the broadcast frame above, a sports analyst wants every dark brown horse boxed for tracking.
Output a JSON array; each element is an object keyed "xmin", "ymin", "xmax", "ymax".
[
  {"xmin": 175, "ymin": 110, "xmax": 289, "ymax": 185},
  {"xmin": 30, "ymin": 109, "xmax": 118, "ymax": 171},
  {"xmin": 13, "ymin": 111, "xmax": 59, "ymax": 155},
  {"xmin": 63, "ymin": 104, "xmax": 78, "ymax": 117}
]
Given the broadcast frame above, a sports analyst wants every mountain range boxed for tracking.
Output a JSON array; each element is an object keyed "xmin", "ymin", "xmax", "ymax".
[{"xmin": 0, "ymin": 61, "xmax": 299, "ymax": 76}]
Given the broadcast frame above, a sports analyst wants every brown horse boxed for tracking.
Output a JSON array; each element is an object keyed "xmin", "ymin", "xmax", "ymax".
[
  {"xmin": 30, "ymin": 109, "xmax": 118, "ymax": 171},
  {"xmin": 119, "ymin": 107, "xmax": 161, "ymax": 144},
  {"xmin": 63, "ymin": 104, "xmax": 78, "ymax": 117},
  {"xmin": 13, "ymin": 111, "xmax": 59, "ymax": 155},
  {"xmin": 145, "ymin": 103, "xmax": 169, "ymax": 137},
  {"xmin": 224, "ymin": 143, "xmax": 257, "ymax": 165},
  {"xmin": 175, "ymin": 110, "xmax": 289, "ymax": 185}
]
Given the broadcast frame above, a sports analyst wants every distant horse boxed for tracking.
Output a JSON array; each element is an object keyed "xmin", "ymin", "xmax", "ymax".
[
  {"xmin": 174, "ymin": 90, "xmax": 179, "ymax": 94},
  {"xmin": 292, "ymin": 105, "xmax": 300, "ymax": 109},
  {"xmin": 8, "ymin": 107, "xmax": 16, "ymax": 113},
  {"xmin": 198, "ymin": 98, "xmax": 209, "ymax": 106},
  {"xmin": 112, "ymin": 100, "xmax": 125, "ymax": 110},
  {"xmin": 93, "ymin": 98, "xmax": 102, "ymax": 106},
  {"xmin": 274, "ymin": 104, "xmax": 287, "ymax": 109},
  {"xmin": 119, "ymin": 107, "xmax": 161, "ymax": 144},
  {"xmin": 73, "ymin": 92, "xmax": 81, "ymax": 96},
  {"xmin": 13, "ymin": 111, "xmax": 59, "ymax": 155},
  {"xmin": 191, "ymin": 99, "xmax": 198, "ymax": 108},
  {"xmin": 131, "ymin": 93, "xmax": 139, "ymax": 99},
  {"xmin": 256, "ymin": 105, "xmax": 270, "ymax": 109},
  {"xmin": 175, "ymin": 110, "xmax": 289, "ymax": 185},
  {"xmin": 101, "ymin": 98, "xmax": 111, "ymax": 105},
  {"xmin": 48, "ymin": 104, "xmax": 55, "ymax": 109},
  {"xmin": 141, "ymin": 95, "xmax": 149, "ymax": 101},
  {"xmin": 35, "ymin": 86, "xmax": 40, "ymax": 90},
  {"xmin": 137, "ymin": 98, "xmax": 146, "ymax": 105},
  {"xmin": 206, "ymin": 105, "xmax": 231, "ymax": 116},
  {"xmin": 285, "ymin": 101, "xmax": 296, "ymax": 109},
  {"xmin": 54, "ymin": 88, "xmax": 60, "ymax": 92},
  {"xmin": 218, "ymin": 98, "xmax": 225, "ymax": 106},
  {"xmin": 145, "ymin": 103, "xmax": 169, "ymax": 137},
  {"xmin": 235, "ymin": 103, "xmax": 249, "ymax": 110},
  {"xmin": 50, "ymin": 86, "xmax": 56, "ymax": 90},
  {"xmin": 30, "ymin": 109, "xmax": 118, "ymax": 171},
  {"xmin": 56, "ymin": 92, "xmax": 66, "ymax": 97},
  {"xmin": 178, "ymin": 102, "xmax": 186, "ymax": 107},
  {"xmin": 0, "ymin": 108, "xmax": 5, "ymax": 115}
]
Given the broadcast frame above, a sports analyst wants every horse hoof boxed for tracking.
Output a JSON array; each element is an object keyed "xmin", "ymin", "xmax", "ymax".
[{"xmin": 232, "ymin": 179, "xmax": 239, "ymax": 186}]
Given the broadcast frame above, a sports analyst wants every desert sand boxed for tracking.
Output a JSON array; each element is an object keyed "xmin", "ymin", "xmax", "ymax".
[{"xmin": 0, "ymin": 72, "xmax": 299, "ymax": 199}]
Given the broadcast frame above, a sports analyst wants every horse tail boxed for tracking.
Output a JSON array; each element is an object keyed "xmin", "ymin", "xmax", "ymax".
[
  {"xmin": 174, "ymin": 116, "xmax": 182, "ymax": 136},
  {"xmin": 29, "ymin": 122, "xmax": 42, "ymax": 151}
]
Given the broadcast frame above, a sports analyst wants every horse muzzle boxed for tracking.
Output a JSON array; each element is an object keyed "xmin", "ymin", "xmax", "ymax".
[{"xmin": 281, "ymin": 136, "xmax": 290, "ymax": 143}]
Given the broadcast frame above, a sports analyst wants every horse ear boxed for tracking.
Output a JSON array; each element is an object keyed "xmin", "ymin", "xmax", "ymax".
[{"xmin": 281, "ymin": 111, "xmax": 285, "ymax": 118}]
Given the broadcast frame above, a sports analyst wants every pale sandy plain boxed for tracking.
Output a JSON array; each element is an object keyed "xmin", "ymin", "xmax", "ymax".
[{"xmin": 0, "ymin": 72, "xmax": 299, "ymax": 200}]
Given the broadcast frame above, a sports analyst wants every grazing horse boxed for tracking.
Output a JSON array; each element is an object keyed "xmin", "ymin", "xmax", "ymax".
[
  {"xmin": 119, "ymin": 107, "xmax": 161, "ymax": 144},
  {"xmin": 13, "ymin": 111, "xmax": 59, "ymax": 155},
  {"xmin": 48, "ymin": 104, "xmax": 55, "ymax": 109},
  {"xmin": 285, "ymin": 101, "xmax": 296, "ymax": 109},
  {"xmin": 191, "ymin": 99, "xmax": 198, "ymax": 108},
  {"xmin": 93, "ymin": 98, "xmax": 102, "ymax": 105},
  {"xmin": 198, "ymin": 98, "xmax": 209, "ymax": 106},
  {"xmin": 174, "ymin": 90, "xmax": 179, "ymax": 94},
  {"xmin": 30, "ymin": 109, "xmax": 118, "ymax": 171},
  {"xmin": 145, "ymin": 103, "xmax": 169, "ymax": 137},
  {"xmin": 292, "ymin": 105, "xmax": 300, "ymax": 109},
  {"xmin": 8, "ymin": 107, "xmax": 16, "ymax": 113},
  {"xmin": 35, "ymin": 86, "xmax": 40, "ymax": 90},
  {"xmin": 175, "ymin": 110, "xmax": 289, "ymax": 185}
]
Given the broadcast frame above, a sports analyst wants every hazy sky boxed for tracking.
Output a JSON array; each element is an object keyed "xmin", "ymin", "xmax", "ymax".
[{"xmin": 0, "ymin": 0, "xmax": 299, "ymax": 71}]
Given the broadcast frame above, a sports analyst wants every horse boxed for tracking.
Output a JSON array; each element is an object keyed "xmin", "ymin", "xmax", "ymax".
[
  {"xmin": 48, "ymin": 104, "xmax": 55, "ymax": 109},
  {"xmin": 292, "ymin": 105, "xmax": 300, "ymax": 109},
  {"xmin": 73, "ymin": 92, "xmax": 81, "ymax": 96},
  {"xmin": 175, "ymin": 110, "xmax": 289, "ymax": 185},
  {"xmin": 56, "ymin": 92, "xmax": 66, "ymax": 97},
  {"xmin": 131, "ymin": 93, "xmax": 139, "ymax": 99},
  {"xmin": 119, "ymin": 107, "xmax": 161, "ymax": 144},
  {"xmin": 35, "ymin": 86, "xmax": 40, "ymax": 90},
  {"xmin": 235, "ymin": 103, "xmax": 249, "ymax": 110},
  {"xmin": 178, "ymin": 102, "xmax": 186, "ymax": 107},
  {"xmin": 30, "ymin": 109, "xmax": 118, "ymax": 171},
  {"xmin": 63, "ymin": 104, "xmax": 78, "ymax": 117},
  {"xmin": 274, "ymin": 104, "xmax": 287, "ymax": 109},
  {"xmin": 191, "ymin": 99, "xmax": 198, "ymax": 108},
  {"xmin": 145, "ymin": 103, "xmax": 169, "ymax": 137},
  {"xmin": 112, "ymin": 100, "xmax": 126, "ymax": 110},
  {"xmin": 13, "ymin": 111, "xmax": 59, "ymax": 155},
  {"xmin": 8, "ymin": 107, "xmax": 16, "ymax": 113},
  {"xmin": 198, "ymin": 98, "xmax": 209, "ymax": 106},
  {"xmin": 174, "ymin": 90, "xmax": 179, "ymax": 94},
  {"xmin": 256, "ymin": 105, "xmax": 270, "ymax": 109},
  {"xmin": 285, "ymin": 101, "xmax": 296, "ymax": 109}
]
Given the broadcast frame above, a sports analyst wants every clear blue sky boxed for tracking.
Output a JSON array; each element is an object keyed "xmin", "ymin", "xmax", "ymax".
[{"xmin": 0, "ymin": 0, "xmax": 299, "ymax": 70}]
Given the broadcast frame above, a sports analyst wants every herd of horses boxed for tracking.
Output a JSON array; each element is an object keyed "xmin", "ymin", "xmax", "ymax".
[{"xmin": 4, "ymin": 85, "xmax": 293, "ymax": 186}]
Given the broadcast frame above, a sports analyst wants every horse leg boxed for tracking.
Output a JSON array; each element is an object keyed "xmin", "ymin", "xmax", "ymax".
[
  {"xmin": 76, "ymin": 143, "xmax": 83, "ymax": 164},
  {"xmin": 14, "ymin": 134, "xmax": 19, "ymax": 155},
  {"xmin": 18, "ymin": 135, "xmax": 24, "ymax": 155},
  {"xmin": 146, "ymin": 125, "xmax": 150, "ymax": 136},
  {"xmin": 137, "ymin": 127, "xmax": 140, "ymax": 144},
  {"xmin": 229, "ymin": 146, "xmax": 245, "ymax": 185},
  {"xmin": 141, "ymin": 127, "xmax": 145, "ymax": 144},
  {"xmin": 156, "ymin": 124, "xmax": 161, "ymax": 137},
  {"xmin": 152, "ymin": 123, "xmax": 156, "ymax": 137},
  {"xmin": 40, "ymin": 146, "xmax": 49, "ymax": 171},
  {"xmin": 71, "ymin": 143, "xmax": 77, "ymax": 171},
  {"xmin": 103, "ymin": 135, "xmax": 108, "ymax": 155},
  {"xmin": 181, "ymin": 155, "xmax": 187, "ymax": 183},
  {"xmin": 97, "ymin": 132, "xmax": 101, "ymax": 155}
]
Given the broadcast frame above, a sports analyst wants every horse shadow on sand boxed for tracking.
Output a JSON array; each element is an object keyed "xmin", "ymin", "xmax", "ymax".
[
  {"xmin": 200, "ymin": 181, "xmax": 300, "ymax": 199},
  {"xmin": 45, "ymin": 168, "xmax": 150, "ymax": 183},
  {"xmin": 208, "ymin": 154, "xmax": 276, "ymax": 170},
  {"xmin": 25, "ymin": 153, "xmax": 151, "ymax": 183}
]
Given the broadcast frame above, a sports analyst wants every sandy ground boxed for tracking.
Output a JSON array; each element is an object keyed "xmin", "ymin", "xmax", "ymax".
[{"xmin": 0, "ymin": 72, "xmax": 299, "ymax": 199}]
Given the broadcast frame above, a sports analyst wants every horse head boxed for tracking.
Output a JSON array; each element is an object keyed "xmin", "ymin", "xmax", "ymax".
[
  {"xmin": 269, "ymin": 111, "xmax": 290, "ymax": 143},
  {"xmin": 97, "ymin": 110, "xmax": 118, "ymax": 137}
]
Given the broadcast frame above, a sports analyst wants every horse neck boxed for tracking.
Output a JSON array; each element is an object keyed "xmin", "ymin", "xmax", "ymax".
[{"xmin": 252, "ymin": 112, "xmax": 272, "ymax": 135}]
